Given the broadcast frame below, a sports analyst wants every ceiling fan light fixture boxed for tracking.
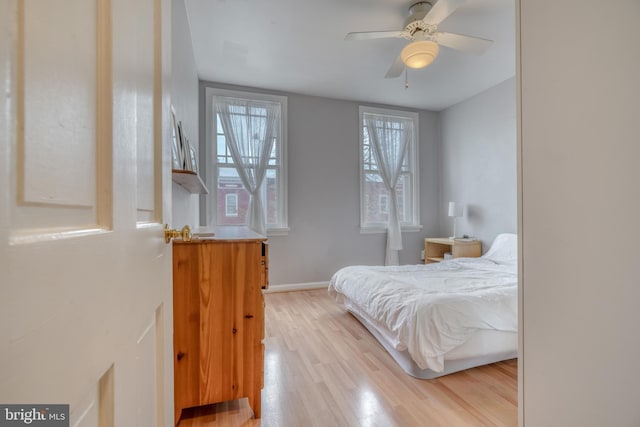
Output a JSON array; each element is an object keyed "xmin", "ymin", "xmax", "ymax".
[{"xmin": 400, "ymin": 39, "xmax": 439, "ymax": 69}]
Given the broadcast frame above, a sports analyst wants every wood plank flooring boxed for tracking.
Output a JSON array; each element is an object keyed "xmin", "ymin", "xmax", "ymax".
[{"xmin": 177, "ymin": 289, "xmax": 517, "ymax": 427}]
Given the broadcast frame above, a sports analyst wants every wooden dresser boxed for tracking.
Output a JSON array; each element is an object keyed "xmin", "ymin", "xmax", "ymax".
[{"xmin": 172, "ymin": 227, "xmax": 268, "ymax": 424}]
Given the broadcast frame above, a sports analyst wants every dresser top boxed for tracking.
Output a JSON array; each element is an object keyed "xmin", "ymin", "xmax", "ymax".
[{"xmin": 174, "ymin": 226, "xmax": 266, "ymax": 244}]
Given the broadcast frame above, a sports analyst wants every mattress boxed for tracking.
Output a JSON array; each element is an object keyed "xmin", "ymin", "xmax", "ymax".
[
  {"xmin": 328, "ymin": 233, "xmax": 519, "ymax": 376},
  {"xmin": 348, "ymin": 301, "xmax": 517, "ymax": 379}
]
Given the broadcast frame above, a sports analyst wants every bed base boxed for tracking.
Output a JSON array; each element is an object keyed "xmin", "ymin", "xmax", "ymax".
[{"xmin": 348, "ymin": 310, "xmax": 517, "ymax": 379}]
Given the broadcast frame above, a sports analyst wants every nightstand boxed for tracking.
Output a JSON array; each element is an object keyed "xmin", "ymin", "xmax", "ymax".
[{"xmin": 424, "ymin": 238, "xmax": 482, "ymax": 264}]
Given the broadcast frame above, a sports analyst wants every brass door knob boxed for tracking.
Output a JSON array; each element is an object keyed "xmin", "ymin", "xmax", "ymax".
[{"xmin": 164, "ymin": 224, "xmax": 192, "ymax": 243}]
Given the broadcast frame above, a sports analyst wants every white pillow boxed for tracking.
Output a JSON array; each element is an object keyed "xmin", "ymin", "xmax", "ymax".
[{"xmin": 482, "ymin": 233, "xmax": 518, "ymax": 264}]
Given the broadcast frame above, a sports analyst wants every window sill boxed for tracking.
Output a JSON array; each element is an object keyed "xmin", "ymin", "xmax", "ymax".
[
  {"xmin": 360, "ymin": 225, "xmax": 423, "ymax": 234},
  {"xmin": 267, "ymin": 227, "xmax": 290, "ymax": 237}
]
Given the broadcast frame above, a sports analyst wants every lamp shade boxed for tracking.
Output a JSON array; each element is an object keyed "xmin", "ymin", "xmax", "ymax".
[
  {"xmin": 448, "ymin": 202, "xmax": 463, "ymax": 217},
  {"xmin": 401, "ymin": 40, "xmax": 439, "ymax": 69}
]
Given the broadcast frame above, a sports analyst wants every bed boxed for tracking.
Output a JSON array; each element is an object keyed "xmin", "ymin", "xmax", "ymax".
[{"xmin": 328, "ymin": 233, "xmax": 518, "ymax": 379}]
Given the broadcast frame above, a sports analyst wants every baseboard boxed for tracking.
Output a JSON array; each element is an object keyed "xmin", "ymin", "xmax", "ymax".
[{"xmin": 264, "ymin": 281, "xmax": 329, "ymax": 293}]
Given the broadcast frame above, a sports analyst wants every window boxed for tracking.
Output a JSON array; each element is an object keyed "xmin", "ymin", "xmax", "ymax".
[
  {"xmin": 225, "ymin": 193, "xmax": 238, "ymax": 217},
  {"xmin": 359, "ymin": 106, "xmax": 420, "ymax": 232},
  {"xmin": 206, "ymin": 88, "xmax": 288, "ymax": 235}
]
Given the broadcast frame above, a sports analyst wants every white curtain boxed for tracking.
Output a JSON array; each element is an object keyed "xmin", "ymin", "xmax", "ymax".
[
  {"xmin": 216, "ymin": 97, "xmax": 280, "ymax": 235},
  {"xmin": 364, "ymin": 113, "xmax": 413, "ymax": 265}
]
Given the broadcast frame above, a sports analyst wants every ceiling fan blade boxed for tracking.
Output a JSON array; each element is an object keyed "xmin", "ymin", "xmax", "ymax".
[
  {"xmin": 422, "ymin": 0, "xmax": 466, "ymax": 25},
  {"xmin": 345, "ymin": 31, "xmax": 405, "ymax": 41},
  {"xmin": 437, "ymin": 32, "xmax": 493, "ymax": 54},
  {"xmin": 385, "ymin": 54, "xmax": 405, "ymax": 79}
]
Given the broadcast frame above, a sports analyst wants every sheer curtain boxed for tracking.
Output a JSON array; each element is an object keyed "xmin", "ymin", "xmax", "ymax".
[
  {"xmin": 216, "ymin": 97, "xmax": 280, "ymax": 235},
  {"xmin": 364, "ymin": 113, "xmax": 413, "ymax": 265}
]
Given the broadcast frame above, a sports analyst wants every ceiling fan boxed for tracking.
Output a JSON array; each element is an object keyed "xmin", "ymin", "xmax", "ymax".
[{"xmin": 345, "ymin": 0, "xmax": 493, "ymax": 78}]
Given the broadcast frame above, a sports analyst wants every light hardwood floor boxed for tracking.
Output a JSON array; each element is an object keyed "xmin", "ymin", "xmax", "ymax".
[{"xmin": 177, "ymin": 289, "xmax": 517, "ymax": 427}]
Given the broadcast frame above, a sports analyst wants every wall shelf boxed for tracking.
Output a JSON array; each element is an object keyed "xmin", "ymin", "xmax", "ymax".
[{"xmin": 172, "ymin": 169, "xmax": 208, "ymax": 194}]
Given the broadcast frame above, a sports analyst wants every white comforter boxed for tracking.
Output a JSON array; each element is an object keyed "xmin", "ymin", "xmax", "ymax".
[{"xmin": 328, "ymin": 257, "xmax": 517, "ymax": 372}]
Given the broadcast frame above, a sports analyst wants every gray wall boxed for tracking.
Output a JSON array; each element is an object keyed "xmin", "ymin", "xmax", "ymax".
[
  {"xmin": 171, "ymin": 0, "xmax": 200, "ymax": 227},
  {"xmin": 520, "ymin": 0, "xmax": 640, "ymax": 425},
  {"xmin": 200, "ymin": 81, "xmax": 441, "ymax": 286},
  {"xmin": 439, "ymin": 77, "xmax": 517, "ymax": 251}
]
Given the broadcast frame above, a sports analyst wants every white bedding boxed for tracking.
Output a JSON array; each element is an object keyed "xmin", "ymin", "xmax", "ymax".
[{"xmin": 328, "ymin": 234, "xmax": 518, "ymax": 373}]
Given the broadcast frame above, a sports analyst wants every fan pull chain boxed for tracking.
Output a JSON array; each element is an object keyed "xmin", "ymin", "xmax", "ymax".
[{"xmin": 405, "ymin": 68, "xmax": 409, "ymax": 89}]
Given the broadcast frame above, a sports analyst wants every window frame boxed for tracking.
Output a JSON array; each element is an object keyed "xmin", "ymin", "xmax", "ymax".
[
  {"xmin": 204, "ymin": 87, "xmax": 289, "ymax": 236},
  {"xmin": 359, "ymin": 105, "xmax": 422, "ymax": 233}
]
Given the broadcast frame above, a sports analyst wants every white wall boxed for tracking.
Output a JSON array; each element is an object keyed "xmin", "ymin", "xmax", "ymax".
[
  {"xmin": 199, "ymin": 81, "xmax": 441, "ymax": 286},
  {"xmin": 440, "ymin": 77, "xmax": 517, "ymax": 250},
  {"xmin": 171, "ymin": 0, "xmax": 199, "ymax": 227},
  {"xmin": 519, "ymin": 1, "xmax": 640, "ymax": 426}
]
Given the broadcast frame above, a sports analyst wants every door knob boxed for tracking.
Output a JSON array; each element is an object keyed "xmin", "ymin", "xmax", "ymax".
[{"xmin": 164, "ymin": 224, "xmax": 192, "ymax": 243}]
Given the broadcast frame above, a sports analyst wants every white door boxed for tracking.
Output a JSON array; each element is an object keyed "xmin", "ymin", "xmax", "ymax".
[{"xmin": 0, "ymin": 0, "xmax": 174, "ymax": 425}]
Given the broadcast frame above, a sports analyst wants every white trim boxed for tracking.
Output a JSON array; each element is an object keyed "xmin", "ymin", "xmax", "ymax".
[
  {"xmin": 266, "ymin": 227, "xmax": 290, "ymax": 236},
  {"xmin": 359, "ymin": 225, "xmax": 423, "ymax": 234},
  {"xmin": 204, "ymin": 87, "xmax": 288, "ymax": 231},
  {"xmin": 9, "ymin": 227, "xmax": 111, "ymax": 245},
  {"xmin": 263, "ymin": 281, "xmax": 329, "ymax": 293}
]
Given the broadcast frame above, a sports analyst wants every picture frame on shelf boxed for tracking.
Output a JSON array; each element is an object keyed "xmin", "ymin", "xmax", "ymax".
[
  {"xmin": 183, "ymin": 138, "xmax": 193, "ymax": 171},
  {"xmin": 189, "ymin": 144, "xmax": 198, "ymax": 174},
  {"xmin": 177, "ymin": 120, "xmax": 186, "ymax": 170},
  {"xmin": 171, "ymin": 108, "xmax": 182, "ymax": 169},
  {"xmin": 170, "ymin": 110, "xmax": 209, "ymax": 195}
]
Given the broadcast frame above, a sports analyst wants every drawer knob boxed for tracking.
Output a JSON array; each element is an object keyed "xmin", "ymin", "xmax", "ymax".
[
  {"xmin": 244, "ymin": 314, "xmax": 254, "ymax": 319},
  {"xmin": 177, "ymin": 351, "xmax": 185, "ymax": 361}
]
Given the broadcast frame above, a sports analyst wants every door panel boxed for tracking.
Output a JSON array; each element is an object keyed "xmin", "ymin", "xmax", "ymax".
[
  {"xmin": 70, "ymin": 383, "xmax": 99, "ymax": 427},
  {"xmin": 14, "ymin": 0, "xmax": 105, "ymax": 232},
  {"xmin": 136, "ymin": 314, "xmax": 158, "ymax": 426},
  {"xmin": 0, "ymin": 0, "xmax": 174, "ymax": 426},
  {"xmin": 20, "ymin": 0, "xmax": 97, "ymax": 209},
  {"xmin": 133, "ymin": 0, "xmax": 156, "ymax": 223}
]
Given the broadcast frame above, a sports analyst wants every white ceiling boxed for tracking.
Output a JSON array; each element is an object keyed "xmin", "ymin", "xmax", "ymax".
[{"xmin": 184, "ymin": 0, "xmax": 515, "ymax": 111}]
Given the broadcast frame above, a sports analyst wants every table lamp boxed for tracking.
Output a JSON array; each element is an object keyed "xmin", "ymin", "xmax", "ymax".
[{"xmin": 448, "ymin": 202, "xmax": 463, "ymax": 239}]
